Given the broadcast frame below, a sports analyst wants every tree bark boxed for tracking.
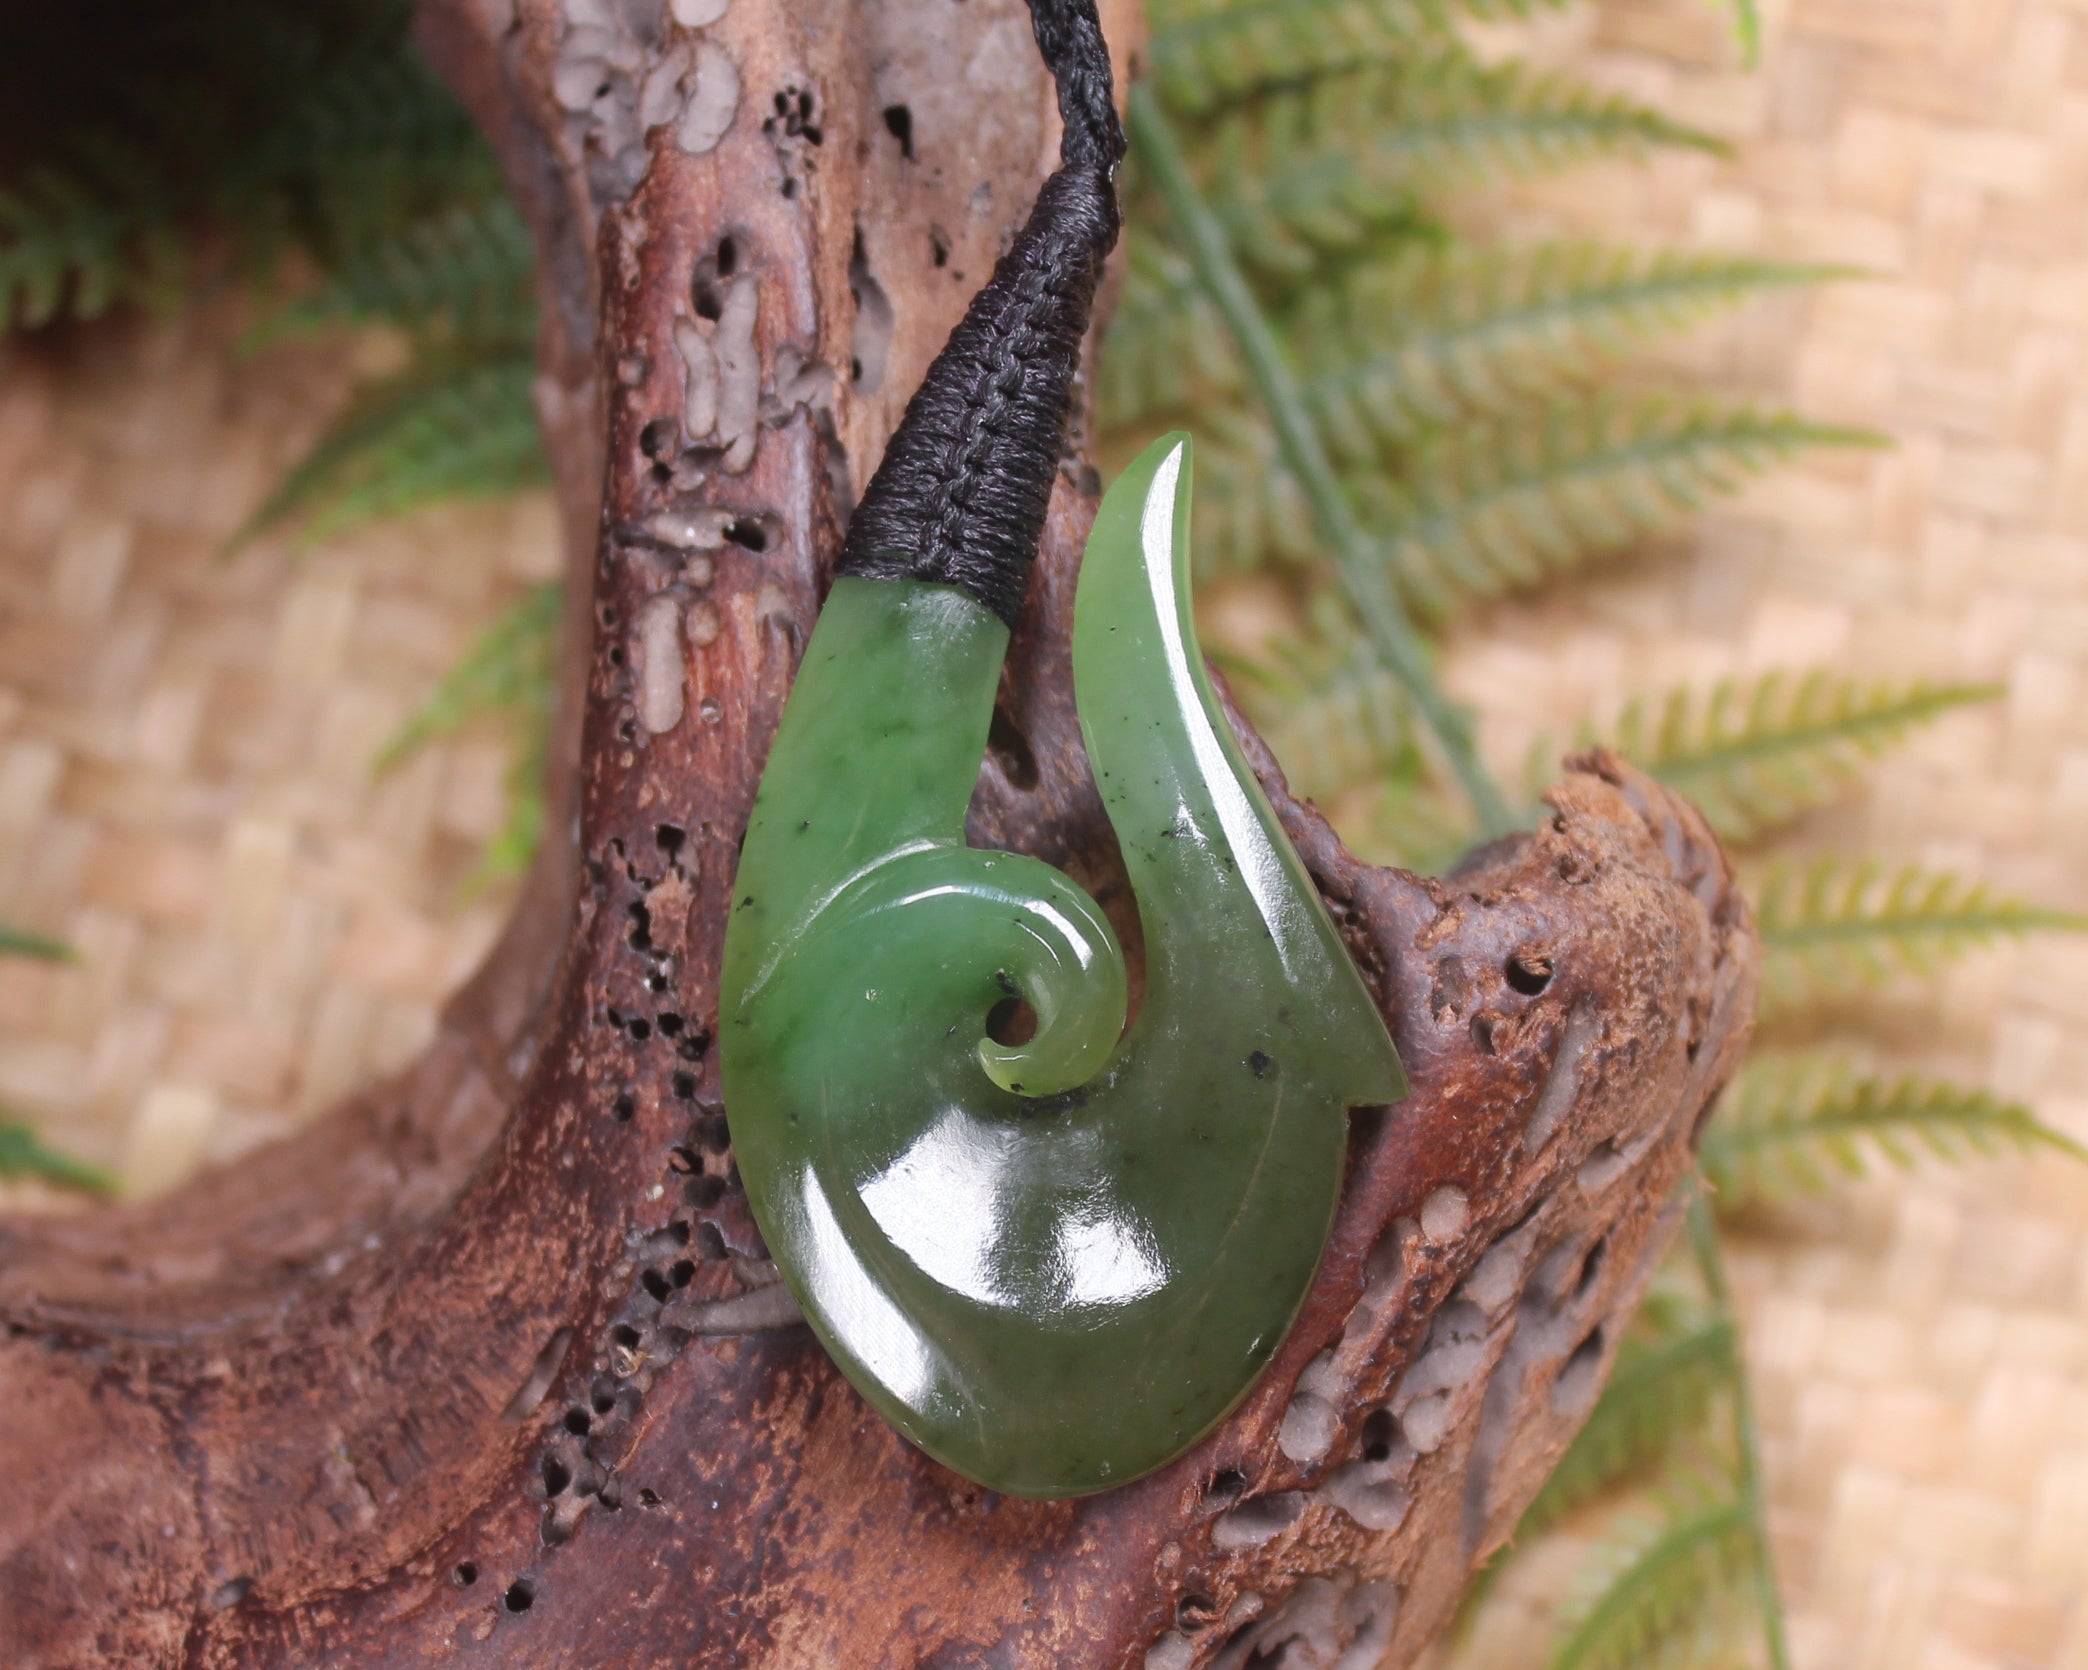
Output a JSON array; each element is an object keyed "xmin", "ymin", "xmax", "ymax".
[{"xmin": 0, "ymin": 1, "xmax": 1759, "ymax": 1665}]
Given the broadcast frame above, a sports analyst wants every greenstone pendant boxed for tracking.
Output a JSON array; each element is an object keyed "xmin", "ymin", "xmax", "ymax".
[{"xmin": 719, "ymin": 433, "xmax": 1406, "ymax": 1498}]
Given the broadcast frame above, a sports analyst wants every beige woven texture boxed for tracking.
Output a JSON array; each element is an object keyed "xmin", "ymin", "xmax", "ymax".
[
  {"xmin": 1, "ymin": 0, "xmax": 2085, "ymax": 1660},
  {"xmin": 1439, "ymin": 0, "xmax": 2088, "ymax": 1665},
  {"xmin": 0, "ymin": 307, "xmax": 558, "ymax": 1198}
]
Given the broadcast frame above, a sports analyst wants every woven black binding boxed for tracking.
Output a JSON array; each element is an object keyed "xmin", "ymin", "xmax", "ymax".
[{"xmin": 833, "ymin": 0, "xmax": 1126, "ymax": 627}]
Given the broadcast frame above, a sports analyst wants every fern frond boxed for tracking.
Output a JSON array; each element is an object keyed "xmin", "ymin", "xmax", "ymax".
[
  {"xmin": 1581, "ymin": 673, "xmax": 2000, "ymax": 843},
  {"xmin": 253, "ymin": 194, "xmax": 533, "ymax": 347},
  {"xmin": 1200, "ymin": 51, "xmax": 1723, "ymax": 278},
  {"xmin": 1382, "ymin": 399, "xmax": 1877, "ymax": 620},
  {"xmin": 0, "ymin": 1116, "xmax": 116, "ymax": 1195},
  {"xmin": 378, "ymin": 581, "xmax": 559, "ymax": 885},
  {"xmin": 0, "ymin": 153, "xmax": 185, "ymax": 328},
  {"xmin": 0, "ymin": 924, "xmax": 74, "ymax": 962},
  {"xmin": 1298, "ymin": 244, "xmax": 1856, "ymax": 451},
  {"xmin": 1351, "ymin": 774, "xmax": 1487, "ymax": 872},
  {"xmin": 472, "ymin": 742, "xmax": 550, "ymax": 891},
  {"xmin": 1229, "ymin": 611, "xmax": 1417, "ymax": 804},
  {"xmin": 230, "ymin": 346, "xmax": 545, "ymax": 551},
  {"xmin": 1195, "ymin": 396, "xmax": 1872, "ymax": 610},
  {"xmin": 2, "ymin": 0, "xmax": 488, "ymax": 330},
  {"xmin": 1146, "ymin": 0, "xmax": 1571, "ymax": 116},
  {"xmin": 1097, "ymin": 238, "xmax": 1243, "ymax": 428},
  {"xmin": 240, "ymin": 41, "xmax": 496, "ymax": 268},
  {"xmin": 1703, "ymin": 1055, "xmax": 2088, "ymax": 1207},
  {"xmin": 1518, "ymin": 1303, "xmax": 1737, "ymax": 1541},
  {"xmin": 1222, "ymin": 610, "xmax": 1498, "ymax": 862},
  {"xmin": 1549, "ymin": 1485, "xmax": 1757, "ymax": 1670},
  {"xmin": 1753, "ymin": 860, "xmax": 2088, "ymax": 1003}
]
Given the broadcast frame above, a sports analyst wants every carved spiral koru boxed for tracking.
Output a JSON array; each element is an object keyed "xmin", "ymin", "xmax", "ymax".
[{"xmin": 720, "ymin": 437, "xmax": 1406, "ymax": 1497}]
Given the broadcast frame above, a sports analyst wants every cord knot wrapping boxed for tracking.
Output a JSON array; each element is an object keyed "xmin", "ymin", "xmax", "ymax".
[{"xmin": 835, "ymin": 0, "xmax": 1125, "ymax": 627}]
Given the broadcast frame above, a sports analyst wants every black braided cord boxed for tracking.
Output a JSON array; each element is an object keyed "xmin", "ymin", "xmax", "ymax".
[{"xmin": 833, "ymin": 0, "xmax": 1127, "ymax": 626}]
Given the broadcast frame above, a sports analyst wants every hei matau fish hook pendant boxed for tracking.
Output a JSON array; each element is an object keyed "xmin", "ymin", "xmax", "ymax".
[{"xmin": 717, "ymin": 0, "xmax": 1405, "ymax": 1499}]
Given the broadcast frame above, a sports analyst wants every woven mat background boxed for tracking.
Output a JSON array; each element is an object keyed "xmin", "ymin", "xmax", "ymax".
[
  {"xmin": 0, "ymin": 0, "xmax": 2084, "ymax": 1661},
  {"xmin": 1438, "ymin": 0, "xmax": 2088, "ymax": 1665},
  {"xmin": 0, "ymin": 304, "xmax": 558, "ymax": 1198}
]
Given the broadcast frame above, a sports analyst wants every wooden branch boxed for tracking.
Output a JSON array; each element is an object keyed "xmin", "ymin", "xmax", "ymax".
[{"xmin": 0, "ymin": 1, "xmax": 1758, "ymax": 1664}]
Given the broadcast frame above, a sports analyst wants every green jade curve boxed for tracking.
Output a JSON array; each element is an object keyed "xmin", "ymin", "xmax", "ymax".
[{"xmin": 720, "ymin": 434, "xmax": 1406, "ymax": 1498}]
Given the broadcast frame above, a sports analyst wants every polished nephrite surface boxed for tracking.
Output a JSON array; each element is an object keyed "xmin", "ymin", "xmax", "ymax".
[{"xmin": 719, "ymin": 435, "xmax": 1407, "ymax": 1497}]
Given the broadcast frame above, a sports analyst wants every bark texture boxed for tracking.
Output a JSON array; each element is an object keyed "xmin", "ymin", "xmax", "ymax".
[{"xmin": 0, "ymin": 0, "xmax": 1759, "ymax": 1665}]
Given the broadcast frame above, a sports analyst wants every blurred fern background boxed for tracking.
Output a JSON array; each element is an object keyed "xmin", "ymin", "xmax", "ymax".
[{"xmin": 1, "ymin": 0, "xmax": 2081, "ymax": 1662}]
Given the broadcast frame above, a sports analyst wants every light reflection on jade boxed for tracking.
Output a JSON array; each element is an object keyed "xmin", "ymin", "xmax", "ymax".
[{"xmin": 720, "ymin": 434, "xmax": 1407, "ymax": 1498}]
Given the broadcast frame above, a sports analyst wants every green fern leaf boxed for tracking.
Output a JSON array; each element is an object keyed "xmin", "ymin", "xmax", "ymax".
[
  {"xmin": 0, "ymin": 1116, "xmax": 116, "ymax": 1195},
  {"xmin": 470, "ymin": 753, "xmax": 549, "ymax": 891},
  {"xmin": 1378, "ymin": 399, "xmax": 1878, "ymax": 620},
  {"xmin": 0, "ymin": 924, "xmax": 74, "ymax": 962},
  {"xmin": 1146, "ymin": 0, "xmax": 1570, "ymax": 116},
  {"xmin": 1352, "ymin": 776, "xmax": 1484, "ymax": 872},
  {"xmin": 1518, "ymin": 1302, "xmax": 1737, "ymax": 1542},
  {"xmin": 1228, "ymin": 610, "xmax": 1417, "ymax": 804},
  {"xmin": 0, "ymin": 166, "xmax": 123, "ymax": 327},
  {"xmin": 377, "ymin": 581, "xmax": 559, "ymax": 885},
  {"xmin": 1753, "ymin": 860, "xmax": 2088, "ymax": 1004},
  {"xmin": 1703, "ymin": 1054, "xmax": 2088, "ymax": 1207},
  {"xmin": 1191, "ymin": 396, "xmax": 1873, "ymax": 613},
  {"xmin": 2, "ymin": 0, "xmax": 489, "ymax": 331},
  {"xmin": 253, "ymin": 194, "xmax": 534, "ymax": 347},
  {"xmin": 1580, "ymin": 673, "xmax": 2000, "ymax": 843},
  {"xmin": 1212, "ymin": 609, "xmax": 1498, "ymax": 869},
  {"xmin": 1297, "ymin": 243, "xmax": 1857, "ymax": 451},
  {"xmin": 1549, "ymin": 1485, "xmax": 1757, "ymax": 1670},
  {"xmin": 241, "ymin": 41, "xmax": 496, "ymax": 269},
  {"xmin": 230, "ymin": 346, "xmax": 545, "ymax": 551},
  {"xmin": 1097, "ymin": 238, "xmax": 1244, "ymax": 428},
  {"xmin": 1199, "ymin": 51, "xmax": 1723, "ymax": 278},
  {"xmin": 0, "ymin": 147, "xmax": 191, "ymax": 329}
]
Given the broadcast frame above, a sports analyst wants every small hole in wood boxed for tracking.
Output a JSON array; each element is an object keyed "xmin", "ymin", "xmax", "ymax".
[
  {"xmin": 1505, "ymin": 952, "xmax": 1553, "ymax": 996},
  {"xmin": 503, "ymin": 1578, "xmax": 535, "ymax": 1613},
  {"xmin": 1574, "ymin": 1233, "xmax": 1608, "ymax": 1301},
  {"xmin": 684, "ymin": 1174, "xmax": 725, "ymax": 1208},
  {"xmin": 882, "ymin": 103, "xmax": 914, "ymax": 158}
]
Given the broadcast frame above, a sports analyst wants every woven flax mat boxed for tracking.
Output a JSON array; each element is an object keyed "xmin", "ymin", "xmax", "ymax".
[
  {"xmin": 1437, "ymin": 0, "xmax": 2088, "ymax": 1665},
  {"xmin": 0, "ymin": 302, "xmax": 558, "ymax": 1199},
  {"xmin": 1, "ymin": 0, "xmax": 2085, "ymax": 1663}
]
